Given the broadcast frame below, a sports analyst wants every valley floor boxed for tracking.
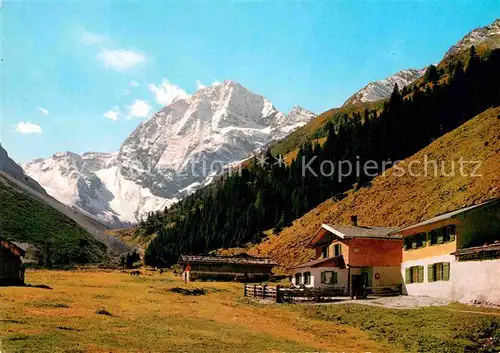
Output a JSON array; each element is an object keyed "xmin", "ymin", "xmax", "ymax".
[{"xmin": 0, "ymin": 270, "xmax": 499, "ymax": 353}]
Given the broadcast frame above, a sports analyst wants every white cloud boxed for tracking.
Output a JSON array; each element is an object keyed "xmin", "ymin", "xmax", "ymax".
[
  {"xmin": 37, "ymin": 107, "xmax": 49, "ymax": 116},
  {"xmin": 15, "ymin": 122, "xmax": 43, "ymax": 134},
  {"xmin": 129, "ymin": 80, "xmax": 139, "ymax": 87},
  {"xmin": 148, "ymin": 80, "xmax": 190, "ymax": 106},
  {"xmin": 103, "ymin": 110, "xmax": 119, "ymax": 121},
  {"xmin": 97, "ymin": 49, "xmax": 146, "ymax": 71},
  {"xmin": 80, "ymin": 29, "xmax": 107, "ymax": 46},
  {"xmin": 195, "ymin": 80, "xmax": 221, "ymax": 90},
  {"xmin": 195, "ymin": 80, "xmax": 206, "ymax": 90},
  {"xmin": 127, "ymin": 100, "xmax": 152, "ymax": 118}
]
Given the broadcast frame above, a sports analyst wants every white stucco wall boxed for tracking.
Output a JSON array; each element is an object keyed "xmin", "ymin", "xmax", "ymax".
[
  {"xmin": 401, "ymin": 254, "xmax": 455, "ymax": 299},
  {"xmin": 452, "ymin": 259, "xmax": 500, "ymax": 305},
  {"xmin": 402, "ymin": 255, "xmax": 500, "ymax": 305},
  {"xmin": 292, "ymin": 266, "xmax": 402, "ymax": 289},
  {"xmin": 291, "ymin": 267, "xmax": 348, "ymax": 289}
]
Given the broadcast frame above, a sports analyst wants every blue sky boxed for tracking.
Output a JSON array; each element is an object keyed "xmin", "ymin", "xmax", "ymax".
[{"xmin": 1, "ymin": 2, "xmax": 498, "ymax": 163}]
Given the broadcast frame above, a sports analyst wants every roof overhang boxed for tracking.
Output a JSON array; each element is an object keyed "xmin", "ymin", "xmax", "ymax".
[
  {"xmin": 307, "ymin": 224, "xmax": 346, "ymax": 247},
  {"xmin": 291, "ymin": 255, "xmax": 346, "ymax": 269},
  {"xmin": 178, "ymin": 254, "xmax": 277, "ymax": 266}
]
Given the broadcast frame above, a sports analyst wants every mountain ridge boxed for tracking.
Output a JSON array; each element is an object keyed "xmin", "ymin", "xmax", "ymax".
[{"xmin": 342, "ymin": 68, "xmax": 426, "ymax": 107}]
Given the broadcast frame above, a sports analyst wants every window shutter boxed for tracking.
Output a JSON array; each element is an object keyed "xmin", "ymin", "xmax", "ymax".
[
  {"xmin": 437, "ymin": 230, "xmax": 444, "ymax": 244},
  {"xmin": 333, "ymin": 272, "xmax": 338, "ymax": 285},
  {"xmin": 449, "ymin": 227, "xmax": 456, "ymax": 242},
  {"xmin": 321, "ymin": 272, "xmax": 326, "ymax": 284},
  {"xmin": 418, "ymin": 266, "xmax": 424, "ymax": 283},
  {"xmin": 443, "ymin": 262, "xmax": 450, "ymax": 281},
  {"xmin": 427, "ymin": 264, "xmax": 435, "ymax": 282},
  {"xmin": 405, "ymin": 268, "xmax": 411, "ymax": 284}
]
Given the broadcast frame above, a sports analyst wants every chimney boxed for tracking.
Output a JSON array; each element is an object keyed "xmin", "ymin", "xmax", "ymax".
[{"xmin": 351, "ymin": 215, "xmax": 358, "ymax": 227}]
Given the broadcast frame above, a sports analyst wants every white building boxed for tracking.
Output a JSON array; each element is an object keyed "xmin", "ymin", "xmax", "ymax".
[{"xmin": 391, "ymin": 198, "xmax": 500, "ymax": 305}]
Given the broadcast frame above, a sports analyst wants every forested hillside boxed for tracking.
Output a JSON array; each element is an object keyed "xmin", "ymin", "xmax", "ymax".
[
  {"xmin": 140, "ymin": 47, "xmax": 500, "ymax": 266},
  {"xmin": 221, "ymin": 107, "xmax": 500, "ymax": 270},
  {"xmin": 0, "ymin": 173, "xmax": 107, "ymax": 265}
]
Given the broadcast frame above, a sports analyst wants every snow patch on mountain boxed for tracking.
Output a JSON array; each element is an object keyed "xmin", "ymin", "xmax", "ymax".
[{"xmin": 342, "ymin": 68, "xmax": 425, "ymax": 107}]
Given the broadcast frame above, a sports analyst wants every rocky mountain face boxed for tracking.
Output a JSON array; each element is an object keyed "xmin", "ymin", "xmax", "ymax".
[
  {"xmin": 342, "ymin": 68, "xmax": 425, "ymax": 106},
  {"xmin": 24, "ymin": 81, "xmax": 316, "ymax": 227},
  {"xmin": 445, "ymin": 18, "xmax": 500, "ymax": 58},
  {"xmin": 0, "ymin": 143, "xmax": 46, "ymax": 194}
]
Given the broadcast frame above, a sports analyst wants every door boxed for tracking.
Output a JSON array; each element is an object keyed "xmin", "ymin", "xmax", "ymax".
[
  {"xmin": 361, "ymin": 267, "xmax": 372, "ymax": 288},
  {"xmin": 351, "ymin": 274, "xmax": 368, "ymax": 299}
]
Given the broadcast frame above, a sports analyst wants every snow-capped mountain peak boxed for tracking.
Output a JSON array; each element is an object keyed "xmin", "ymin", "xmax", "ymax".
[{"xmin": 24, "ymin": 82, "xmax": 316, "ymax": 227}]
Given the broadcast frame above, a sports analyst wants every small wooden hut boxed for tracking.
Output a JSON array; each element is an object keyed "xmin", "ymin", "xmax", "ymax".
[
  {"xmin": 0, "ymin": 237, "xmax": 26, "ymax": 285},
  {"xmin": 178, "ymin": 254, "xmax": 277, "ymax": 282}
]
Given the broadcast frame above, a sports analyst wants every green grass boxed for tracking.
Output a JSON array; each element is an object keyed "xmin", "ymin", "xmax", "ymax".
[
  {"xmin": 298, "ymin": 303, "xmax": 500, "ymax": 353},
  {"xmin": 0, "ymin": 180, "xmax": 106, "ymax": 265}
]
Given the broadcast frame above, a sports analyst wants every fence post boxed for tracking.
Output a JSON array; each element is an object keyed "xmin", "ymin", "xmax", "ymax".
[
  {"xmin": 253, "ymin": 284, "xmax": 257, "ymax": 298},
  {"xmin": 263, "ymin": 284, "xmax": 267, "ymax": 299},
  {"xmin": 276, "ymin": 285, "xmax": 281, "ymax": 303}
]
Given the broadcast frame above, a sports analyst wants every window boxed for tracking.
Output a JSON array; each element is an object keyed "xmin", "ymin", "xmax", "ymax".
[
  {"xmin": 430, "ymin": 229, "xmax": 440, "ymax": 245},
  {"xmin": 404, "ymin": 233, "xmax": 427, "ymax": 250},
  {"xmin": 428, "ymin": 262, "xmax": 450, "ymax": 282},
  {"xmin": 321, "ymin": 271, "xmax": 338, "ymax": 284},
  {"xmin": 334, "ymin": 244, "xmax": 342, "ymax": 256},
  {"xmin": 303, "ymin": 272, "xmax": 311, "ymax": 285},
  {"xmin": 435, "ymin": 263, "xmax": 444, "ymax": 281},
  {"xmin": 405, "ymin": 266, "xmax": 424, "ymax": 284},
  {"xmin": 294, "ymin": 272, "xmax": 302, "ymax": 285},
  {"xmin": 430, "ymin": 226, "xmax": 455, "ymax": 245},
  {"xmin": 444, "ymin": 225, "xmax": 456, "ymax": 243},
  {"xmin": 321, "ymin": 245, "xmax": 329, "ymax": 258}
]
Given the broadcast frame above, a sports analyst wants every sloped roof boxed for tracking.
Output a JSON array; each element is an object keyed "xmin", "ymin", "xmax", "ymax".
[
  {"xmin": 309, "ymin": 224, "xmax": 400, "ymax": 246},
  {"xmin": 291, "ymin": 255, "xmax": 345, "ymax": 269},
  {"xmin": 179, "ymin": 254, "xmax": 277, "ymax": 266},
  {"xmin": 0, "ymin": 237, "xmax": 26, "ymax": 257},
  {"xmin": 323, "ymin": 224, "xmax": 399, "ymax": 239},
  {"xmin": 12, "ymin": 242, "xmax": 33, "ymax": 252},
  {"xmin": 391, "ymin": 198, "xmax": 499, "ymax": 234}
]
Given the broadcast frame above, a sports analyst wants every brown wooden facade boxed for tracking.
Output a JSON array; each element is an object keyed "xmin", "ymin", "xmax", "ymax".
[
  {"xmin": 0, "ymin": 237, "xmax": 26, "ymax": 285},
  {"xmin": 178, "ymin": 254, "xmax": 276, "ymax": 282}
]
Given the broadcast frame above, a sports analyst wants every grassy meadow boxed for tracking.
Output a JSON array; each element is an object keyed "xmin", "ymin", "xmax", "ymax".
[
  {"xmin": 1, "ymin": 269, "xmax": 499, "ymax": 353},
  {"xmin": 0, "ymin": 269, "xmax": 383, "ymax": 353}
]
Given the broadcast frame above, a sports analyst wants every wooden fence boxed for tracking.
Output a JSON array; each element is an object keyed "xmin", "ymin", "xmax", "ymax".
[
  {"xmin": 244, "ymin": 284, "xmax": 401, "ymax": 303},
  {"xmin": 244, "ymin": 284, "xmax": 281, "ymax": 302},
  {"xmin": 244, "ymin": 284, "xmax": 348, "ymax": 303}
]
